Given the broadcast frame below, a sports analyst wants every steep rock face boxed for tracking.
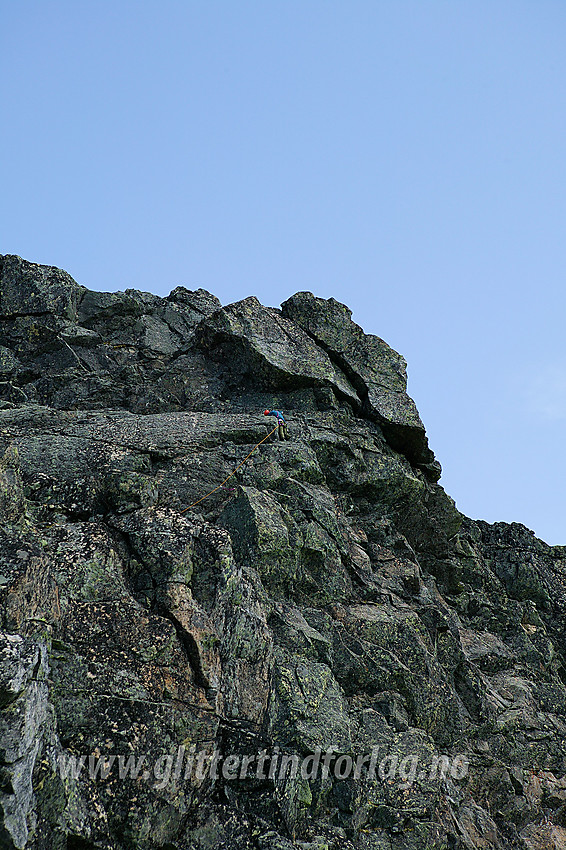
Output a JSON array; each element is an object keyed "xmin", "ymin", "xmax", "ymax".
[
  {"xmin": 280, "ymin": 292, "xmax": 439, "ymax": 478},
  {"xmin": 0, "ymin": 255, "xmax": 565, "ymax": 850}
]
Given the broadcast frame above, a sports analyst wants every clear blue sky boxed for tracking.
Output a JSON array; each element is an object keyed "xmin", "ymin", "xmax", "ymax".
[{"xmin": 2, "ymin": 2, "xmax": 565, "ymax": 545}]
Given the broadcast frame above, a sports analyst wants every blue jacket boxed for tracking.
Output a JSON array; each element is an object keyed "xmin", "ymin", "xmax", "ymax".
[{"xmin": 266, "ymin": 409, "xmax": 286, "ymax": 423}]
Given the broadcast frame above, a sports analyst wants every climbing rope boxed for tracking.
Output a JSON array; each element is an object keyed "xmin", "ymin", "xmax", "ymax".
[
  {"xmin": 180, "ymin": 424, "xmax": 279, "ymax": 513},
  {"xmin": 0, "ymin": 420, "xmax": 281, "ymax": 515}
]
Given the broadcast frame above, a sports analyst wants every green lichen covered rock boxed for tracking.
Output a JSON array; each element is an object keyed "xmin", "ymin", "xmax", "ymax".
[
  {"xmin": 281, "ymin": 292, "xmax": 439, "ymax": 478},
  {"xmin": 0, "ymin": 256, "xmax": 565, "ymax": 850}
]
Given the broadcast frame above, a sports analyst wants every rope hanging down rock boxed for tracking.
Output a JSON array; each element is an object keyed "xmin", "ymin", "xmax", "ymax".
[{"xmin": 180, "ymin": 424, "xmax": 279, "ymax": 513}]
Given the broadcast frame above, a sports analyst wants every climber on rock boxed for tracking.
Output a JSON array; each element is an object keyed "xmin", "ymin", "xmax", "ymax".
[{"xmin": 264, "ymin": 409, "xmax": 290, "ymax": 441}]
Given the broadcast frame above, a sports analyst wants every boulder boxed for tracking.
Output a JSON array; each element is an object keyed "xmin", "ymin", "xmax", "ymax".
[
  {"xmin": 194, "ymin": 296, "xmax": 360, "ymax": 402},
  {"xmin": 0, "ymin": 255, "xmax": 84, "ymax": 321},
  {"xmin": 281, "ymin": 291, "xmax": 440, "ymax": 478}
]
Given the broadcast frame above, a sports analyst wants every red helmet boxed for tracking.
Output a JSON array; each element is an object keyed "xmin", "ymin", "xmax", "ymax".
[{"xmin": 263, "ymin": 409, "xmax": 270, "ymax": 415}]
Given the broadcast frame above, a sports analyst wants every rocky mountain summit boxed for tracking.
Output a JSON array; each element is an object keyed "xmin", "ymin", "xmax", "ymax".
[{"xmin": 1, "ymin": 254, "xmax": 566, "ymax": 850}]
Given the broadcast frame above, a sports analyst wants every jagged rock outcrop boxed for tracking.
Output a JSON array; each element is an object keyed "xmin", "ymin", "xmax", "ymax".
[
  {"xmin": 0, "ymin": 255, "xmax": 566, "ymax": 850},
  {"xmin": 280, "ymin": 292, "xmax": 439, "ymax": 478}
]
